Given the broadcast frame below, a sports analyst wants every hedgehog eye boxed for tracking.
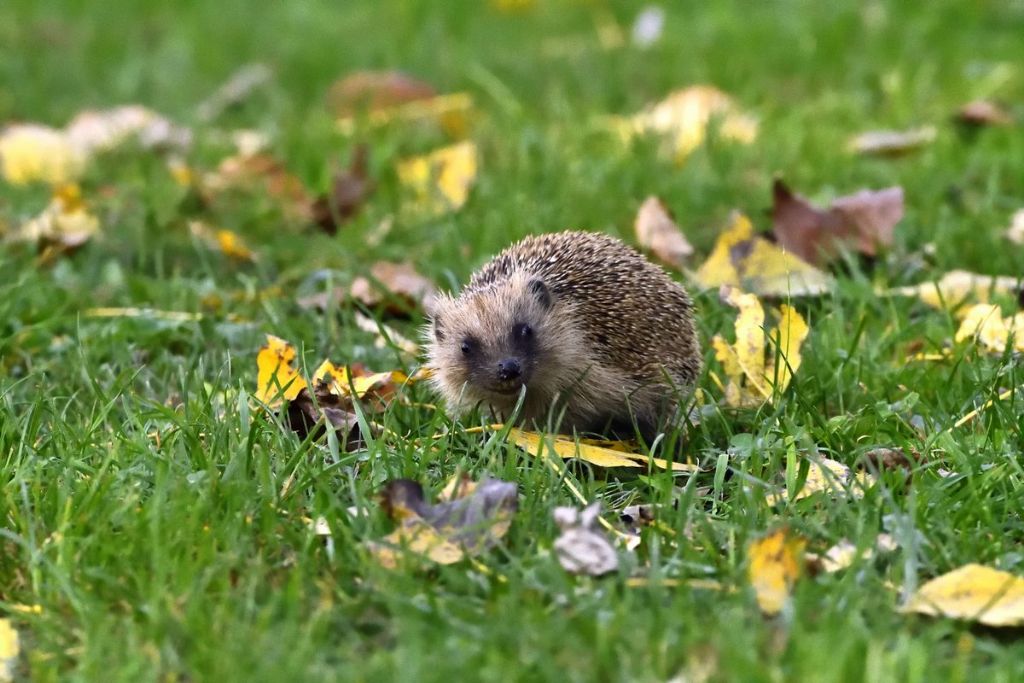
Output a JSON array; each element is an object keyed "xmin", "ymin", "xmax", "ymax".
[
  {"xmin": 460, "ymin": 339, "xmax": 473, "ymax": 355},
  {"xmin": 513, "ymin": 323, "xmax": 533, "ymax": 341}
]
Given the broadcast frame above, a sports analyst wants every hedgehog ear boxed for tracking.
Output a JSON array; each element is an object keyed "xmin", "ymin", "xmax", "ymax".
[
  {"xmin": 425, "ymin": 293, "xmax": 446, "ymax": 341},
  {"xmin": 528, "ymin": 279, "xmax": 552, "ymax": 309},
  {"xmin": 433, "ymin": 317, "xmax": 445, "ymax": 342}
]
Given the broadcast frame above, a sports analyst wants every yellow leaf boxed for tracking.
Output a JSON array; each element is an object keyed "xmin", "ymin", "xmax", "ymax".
[
  {"xmin": 0, "ymin": 618, "xmax": 18, "ymax": 682},
  {"xmin": 397, "ymin": 141, "xmax": 477, "ymax": 216},
  {"xmin": 765, "ymin": 456, "xmax": 875, "ymax": 506},
  {"xmin": 508, "ymin": 428, "xmax": 696, "ymax": 472},
  {"xmin": 887, "ymin": 270, "xmax": 1023, "ymax": 309},
  {"xmin": 10, "ymin": 183, "xmax": 99, "ymax": 248},
  {"xmin": 370, "ymin": 519, "xmax": 466, "ymax": 568},
  {"xmin": 337, "ymin": 92, "xmax": 473, "ymax": 139},
  {"xmin": 693, "ymin": 213, "xmax": 833, "ymax": 297},
  {"xmin": 902, "ymin": 564, "xmax": 1024, "ymax": 627},
  {"xmin": 0, "ymin": 124, "xmax": 85, "ymax": 186},
  {"xmin": 629, "ymin": 85, "xmax": 757, "ymax": 160},
  {"xmin": 955, "ymin": 304, "xmax": 1024, "ymax": 354},
  {"xmin": 747, "ymin": 528, "xmax": 806, "ymax": 615},
  {"xmin": 255, "ymin": 335, "xmax": 307, "ymax": 407},
  {"xmin": 713, "ymin": 286, "xmax": 810, "ymax": 407}
]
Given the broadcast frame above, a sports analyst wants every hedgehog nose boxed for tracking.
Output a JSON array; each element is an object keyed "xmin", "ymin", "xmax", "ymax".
[{"xmin": 496, "ymin": 358, "xmax": 522, "ymax": 381}]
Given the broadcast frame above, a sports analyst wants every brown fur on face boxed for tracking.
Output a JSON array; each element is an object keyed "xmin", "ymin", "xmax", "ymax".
[{"xmin": 425, "ymin": 231, "xmax": 702, "ymax": 436}]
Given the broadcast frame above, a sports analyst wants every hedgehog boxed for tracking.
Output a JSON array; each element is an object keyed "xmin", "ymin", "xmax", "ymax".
[{"xmin": 425, "ymin": 230, "xmax": 702, "ymax": 438}]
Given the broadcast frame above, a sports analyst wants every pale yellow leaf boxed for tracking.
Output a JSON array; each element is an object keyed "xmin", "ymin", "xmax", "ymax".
[
  {"xmin": 692, "ymin": 212, "xmax": 833, "ymax": 297},
  {"xmin": 766, "ymin": 456, "xmax": 875, "ymax": 505},
  {"xmin": 630, "ymin": 85, "xmax": 757, "ymax": 160},
  {"xmin": 9, "ymin": 184, "xmax": 99, "ymax": 247},
  {"xmin": 887, "ymin": 270, "xmax": 1022, "ymax": 310},
  {"xmin": 508, "ymin": 429, "xmax": 696, "ymax": 472},
  {"xmin": 397, "ymin": 141, "xmax": 477, "ymax": 216},
  {"xmin": 0, "ymin": 619, "xmax": 17, "ymax": 682},
  {"xmin": 955, "ymin": 304, "xmax": 1024, "ymax": 354},
  {"xmin": 767, "ymin": 304, "xmax": 810, "ymax": 392},
  {"xmin": 0, "ymin": 124, "xmax": 85, "ymax": 185},
  {"xmin": 902, "ymin": 564, "xmax": 1024, "ymax": 627},
  {"xmin": 1006, "ymin": 209, "xmax": 1024, "ymax": 245},
  {"xmin": 849, "ymin": 126, "xmax": 936, "ymax": 156},
  {"xmin": 747, "ymin": 528, "xmax": 806, "ymax": 615}
]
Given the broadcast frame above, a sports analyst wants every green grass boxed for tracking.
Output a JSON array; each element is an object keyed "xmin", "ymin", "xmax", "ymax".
[{"xmin": 2, "ymin": 0, "xmax": 1024, "ymax": 680}]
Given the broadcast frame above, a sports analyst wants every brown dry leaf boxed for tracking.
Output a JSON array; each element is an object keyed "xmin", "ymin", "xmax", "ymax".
[
  {"xmin": 902, "ymin": 564, "xmax": 1024, "ymax": 627},
  {"xmin": 956, "ymin": 100, "xmax": 1012, "ymax": 127},
  {"xmin": 771, "ymin": 179, "xmax": 904, "ymax": 266},
  {"xmin": 0, "ymin": 618, "xmax": 18, "ymax": 683},
  {"xmin": 189, "ymin": 220, "xmax": 256, "ymax": 262},
  {"xmin": 634, "ymin": 196, "xmax": 693, "ymax": 269},
  {"xmin": 202, "ymin": 152, "xmax": 313, "ymax": 220},
  {"xmin": 692, "ymin": 212, "xmax": 834, "ymax": 297},
  {"xmin": 8, "ymin": 184, "xmax": 99, "ymax": 252},
  {"xmin": 626, "ymin": 85, "xmax": 758, "ymax": 161},
  {"xmin": 765, "ymin": 455, "xmax": 875, "ymax": 506},
  {"xmin": 849, "ymin": 126, "xmax": 936, "ymax": 156},
  {"xmin": 369, "ymin": 477, "xmax": 518, "ymax": 568},
  {"xmin": 888, "ymin": 270, "xmax": 1023, "ymax": 310},
  {"xmin": 1005, "ymin": 209, "xmax": 1024, "ymax": 245},
  {"xmin": 310, "ymin": 144, "xmax": 374, "ymax": 235},
  {"xmin": 508, "ymin": 428, "xmax": 697, "ymax": 472},
  {"xmin": 350, "ymin": 261, "xmax": 437, "ymax": 315},
  {"xmin": 396, "ymin": 141, "xmax": 477, "ymax": 216},
  {"xmin": 326, "ymin": 70, "xmax": 437, "ymax": 117},
  {"xmin": 955, "ymin": 304, "xmax": 1024, "ymax": 354},
  {"xmin": 553, "ymin": 503, "xmax": 619, "ymax": 576},
  {"xmin": 0, "ymin": 124, "xmax": 86, "ymax": 185},
  {"xmin": 711, "ymin": 286, "xmax": 809, "ymax": 408},
  {"xmin": 747, "ymin": 528, "xmax": 806, "ymax": 615}
]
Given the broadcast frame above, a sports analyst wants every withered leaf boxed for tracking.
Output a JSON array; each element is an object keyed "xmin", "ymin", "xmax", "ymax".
[
  {"xmin": 197, "ymin": 63, "xmax": 273, "ymax": 122},
  {"xmin": 849, "ymin": 126, "xmax": 936, "ymax": 156},
  {"xmin": 326, "ymin": 70, "xmax": 437, "ymax": 117},
  {"xmin": 310, "ymin": 144, "xmax": 374, "ymax": 235},
  {"xmin": 956, "ymin": 100, "xmax": 1012, "ymax": 127},
  {"xmin": 350, "ymin": 261, "xmax": 436, "ymax": 315},
  {"xmin": 771, "ymin": 179, "xmax": 904, "ymax": 266},
  {"xmin": 634, "ymin": 196, "xmax": 693, "ymax": 269},
  {"xmin": 553, "ymin": 503, "xmax": 619, "ymax": 576}
]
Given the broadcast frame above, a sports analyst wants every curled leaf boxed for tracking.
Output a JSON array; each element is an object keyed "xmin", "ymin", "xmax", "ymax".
[
  {"xmin": 634, "ymin": 196, "xmax": 693, "ymax": 269},
  {"xmin": 553, "ymin": 503, "xmax": 619, "ymax": 576}
]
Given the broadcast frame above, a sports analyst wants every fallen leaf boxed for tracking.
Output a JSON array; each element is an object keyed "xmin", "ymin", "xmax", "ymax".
[
  {"xmin": 326, "ymin": 70, "xmax": 437, "ymax": 118},
  {"xmin": 0, "ymin": 619, "xmax": 17, "ymax": 682},
  {"xmin": 692, "ymin": 212, "xmax": 834, "ymax": 297},
  {"xmin": 1005, "ymin": 209, "xmax": 1024, "ymax": 245},
  {"xmin": 197, "ymin": 63, "xmax": 273, "ymax": 121},
  {"xmin": 255, "ymin": 335, "xmax": 307, "ymax": 407},
  {"xmin": 202, "ymin": 152, "xmax": 312, "ymax": 220},
  {"xmin": 771, "ymin": 179, "xmax": 904, "ymax": 265},
  {"xmin": 887, "ymin": 270, "xmax": 1023, "ymax": 309},
  {"xmin": 369, "ymin": 477, "xmax": 518, "ymax": 568},
  {"xmin": 956, "ymin": 100, "xmax": 1012, "ymax": 127},
  {"xmin": 711, "ymin": 286, "xmax": 809, "ymax": 408},
  {"xmin": 508, "ymin": 428, "xmax": 697, "ymax": 472},
  {"xmin": 627, "ymin": 85, "xmax": 758, "ymax": 160},
  {"xmin": 849, "ymin": 126, "xmax": 936, "ymax": 156},
  {"xmin": 748, "ymin": 528, "xmax": 806, "ymax": 615},
  {"xmin": 553, "ymin": 503, "xmax": 619, "ymax": 576},
  {"xmin": 396, "ymin": 141, "xmax": 477, "ymax": 216},
  {"xmin": 631, "ymin": 5, "xmax": 665, "ymax": 48},
  {"xmin": 634, "ymin": 195, "xmax": 693, "ymax": 269},
  {"xmin": 65, "ymin": 104, "xmax": 191, "ymax": 154},
  {"xmin": 8, "ymin": 184, "xmax": 99, "ymax": 251},
  {"xmin": 902, "ymin": 564, "xmax": 1024, "ymax": 627},
  {"xmin": 955, "ymin": 304, "xmax": 1024, "ymax": 354},
  {"xmin": 350, "ymin": 261, "xmax": 436, "ymax": 315},
  {"xmin": 189, "ymin": 220, "xmax": 256, "ymax": 262},
  {"xmin": 860, "ymin": 447, "xmax": 920, "ymax": 472},
  {"xmin": 765, "ymin": 455, "xmax": 875, "ymax": 505},
  {"xmin": 807, "ymin": 533, "xmax": 898, "ymax": 574},
  {"xmin": 310, "ymin": 144, "xmax": 374, "ymax": 235},
  {"xmin": 0, "ymin": 124, "xmax": 85, "ymax": 185}
]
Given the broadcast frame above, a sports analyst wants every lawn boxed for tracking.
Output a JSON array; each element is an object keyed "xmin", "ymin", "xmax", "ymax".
[{"xmin": 2, "ymin": 0, "xmax": 1024, "ymax": 681}]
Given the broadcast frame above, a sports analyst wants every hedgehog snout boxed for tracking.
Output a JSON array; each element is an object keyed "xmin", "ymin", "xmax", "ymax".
[{"xmin": 496, "ymin": 358, "xmax": 522, "ymax": 382}]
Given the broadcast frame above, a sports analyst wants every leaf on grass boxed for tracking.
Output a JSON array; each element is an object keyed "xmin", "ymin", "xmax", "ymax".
[
  {"xmin": 8, "ymin": 184, "xmax": 99, "ymax": 252},
  {"xmin": 329, "ymin": 71, "xmax": 473, "ymax": 138},
  {"xmin": 692, "ymin": 212, "xmax": 833, "ymax": 297},
  {"xmin": 955, "ymin": 304, "xmax": 1024, "ymax": 354},
  {"xmin": 1005, "ymin": 209, "xmax": 1024, "ymax": 245},
  {"xmin": 765, "ymin": 455, "xmax": 875, "ymax": 506},
  {"xmin": 902, "ymin": 564, "xmax": 1024, "ymax": 627},
  {"xmin": 626, "ymin": 85, "xmax": 758, "ymax": 160},
  {"xmin": 747, "ymin": 528, "xmax": 806, "ymax": 615},
  {"xmin": 771, "ymin": 179, "xmax": 903, "ymax": 266},
  {"xmin": 189, "ymin": 220, "xmax": 256, "ymax": 262},
  {"xmin": 807, "ymin": 534, "xmax": 896, "ymax": 574},
  {"xmin": 508, "ymin": 428, "xmax": 696, "ymax": 472},
  {"xmin": 369, "ymin": 477, "xmax": 518, "ymax": 568},
  {"xmin": 711, "ymin": 286, "xmax": 809, "ymax": 408},
  {"xmin": 849, "ymin": 126, "xmax": 936, "ymax": 156},
  {"xmin": 887, "ymin": 270, "xmax": 1023, "ymax": 310},
  {"xmin": 0, "ymin": 619, "xmax": 17, "ymax": 683},
  {"xmin": 956, "ymin": 100, "xmax": 1012, "ymax": 127},
  {"xmin": 0, "ymin": 124, "xmax": 85, "ymax": 185},
  {"xmin": 65, "ymin": 104, "xmax": 191, "ymax": 154},
  {"xmin": 350, "ymin": 261, "xmax": 437, "ymax": 315},
  {"xmin": 553, "ymin": 503, "xmax": 619, "ymax": 576},
  {"xmin": 397, "ymin": 141, "xmax": 477, "ymax": 216},
  {"xmin": 255, "ymin": 335, "xmax": 307, "ymax": 407},
  {"xmin": 202, "ymin": 152, "xmax": 313, "ymax": 220},
  {"xmin": 310, "ymin": 144, "xmax": 374, "ymax": 235},
  {"xmin": 634, "ymin": 196, "xmax": 693, "ymax": 269}
]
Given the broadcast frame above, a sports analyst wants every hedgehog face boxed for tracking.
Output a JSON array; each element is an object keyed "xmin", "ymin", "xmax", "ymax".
[{"xmin": 427, "ymin": 272, "xmax": 556, "ymax": 411}]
